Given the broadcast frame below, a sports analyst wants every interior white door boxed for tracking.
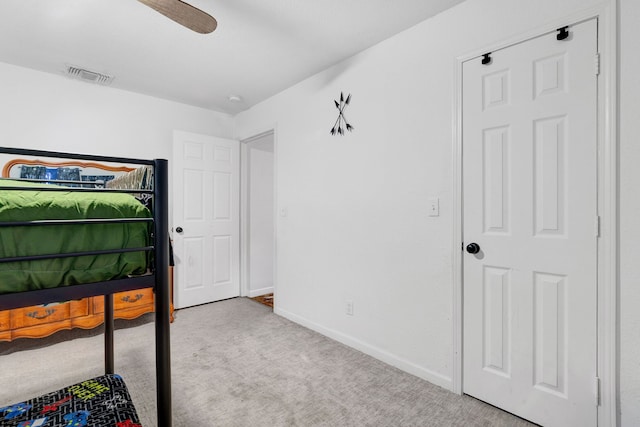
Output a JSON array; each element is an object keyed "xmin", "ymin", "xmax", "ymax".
[
  {"xmin": 462, "ymin": 19, "xmax": 598, "ymax": 427},
  {"xmin": 173, "ymin": 131, "xmax": 240, "ymax": 309}
]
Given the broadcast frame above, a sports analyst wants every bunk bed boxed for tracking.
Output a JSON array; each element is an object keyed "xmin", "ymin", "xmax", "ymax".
[
  {"xmin": 0, "ymin": 158, "xmax": 174, "ymax": 342},
  {"xmin": 0, "ymin": 147, "xmax": 172, "ymax": 427}
]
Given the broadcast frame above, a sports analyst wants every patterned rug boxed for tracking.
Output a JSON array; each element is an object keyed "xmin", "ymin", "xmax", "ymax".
[
  {"xmin": 0, "ymin": 374, "xmax": 140, "ymax": 426},
  {"xmin": 250, "ymin": 293, "xmax": 273, "ymax": 308}
]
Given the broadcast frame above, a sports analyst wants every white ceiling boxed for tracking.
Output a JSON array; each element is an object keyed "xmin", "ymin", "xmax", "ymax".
[{"xmin": 0, "ymin": 0, "xmax": 465, "ymax": 114}]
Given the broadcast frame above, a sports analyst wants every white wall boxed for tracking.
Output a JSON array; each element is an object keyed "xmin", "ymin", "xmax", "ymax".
[
  {"xmin": 0, "ymin": 61, "xmax": 234, "ymax": 233},
  {"xmin": 235, "ymin": 0, "xmax": 631, "ymax": 415},
  {"xmin": 246, "ymin": 134, "xmax": 275, "ymax": 296},
  {"xmin": 0, "ymin": 61, "xmax": 234, "ymax": 160}
]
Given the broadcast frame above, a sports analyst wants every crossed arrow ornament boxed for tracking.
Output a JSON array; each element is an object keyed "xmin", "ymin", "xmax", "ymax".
[{"xmin": 330, "ymin": 92, "xmax": 353, "ymax": 136}]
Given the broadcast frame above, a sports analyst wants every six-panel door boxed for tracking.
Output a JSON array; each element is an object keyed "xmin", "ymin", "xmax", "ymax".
[
  {"xmin": 462, "ymin": 19, "xmax": 598, "ymax": 427},
  {"xmin": 173, "ymin": 131, "xmax": 240, "ymax": 309}
]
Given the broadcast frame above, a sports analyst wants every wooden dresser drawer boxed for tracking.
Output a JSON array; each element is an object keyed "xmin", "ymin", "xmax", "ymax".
[
  {"xmin": 93, "ymin": 288, "xmax": 154, "ymax": 314},
  {"xmin": 0, "ymin": 310, "xmax": 10, "ymax": 331},
  {"xmin": 1, "ymin": 270, "xmax": 171, "ymax": 341},
  {"xmin": 11, "ymin": 300, "xmax": 89, "ymax": 329}
]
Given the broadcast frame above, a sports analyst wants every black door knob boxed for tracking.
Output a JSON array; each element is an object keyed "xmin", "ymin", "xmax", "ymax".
[
  {"xmin": 176, "ymin": 227, "xmax": 183, "ymax": 233},
  {"xmin": 466, "ymin": 243, "xmax": 480, "ymax": 254}
]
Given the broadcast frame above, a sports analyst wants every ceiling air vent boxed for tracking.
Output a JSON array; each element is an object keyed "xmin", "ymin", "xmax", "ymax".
[{"xmin": 66, "ymin": 65, "xmax": 114, "ymax": 85}]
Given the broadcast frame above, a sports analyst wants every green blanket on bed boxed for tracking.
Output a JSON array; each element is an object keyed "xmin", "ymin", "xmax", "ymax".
[{"xmin": 0, "ymin": 179, "xmax": 151, "ymax": 294}]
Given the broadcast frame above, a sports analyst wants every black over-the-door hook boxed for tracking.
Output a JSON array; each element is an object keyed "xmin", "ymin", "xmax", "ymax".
[
  {"xmin": 481, "ymin": 53, "xmax": 492, "ymax": 65},
  {"xmin": 557, "ymin": 26, "xmax": 569, "ymax": 41}
]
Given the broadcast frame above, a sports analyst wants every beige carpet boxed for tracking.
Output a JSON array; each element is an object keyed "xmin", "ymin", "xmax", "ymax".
[{"xmin": 0, "ymin": 298, "xmax": 535, "ymax": 426}]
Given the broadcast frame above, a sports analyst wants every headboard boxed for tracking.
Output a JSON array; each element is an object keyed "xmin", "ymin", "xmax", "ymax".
[{"xmin": 1, "ymin": 158, "xmax": 135, "ymax": 185}]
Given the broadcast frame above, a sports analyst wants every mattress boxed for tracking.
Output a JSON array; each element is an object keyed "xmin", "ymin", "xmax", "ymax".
[
  {"xmin": 0, "ymin": 179, "xmax": 151, "ymax": 294},
  {"xmin": 0, "ymin": 374, "xmax": 141, "ymax": 427}
]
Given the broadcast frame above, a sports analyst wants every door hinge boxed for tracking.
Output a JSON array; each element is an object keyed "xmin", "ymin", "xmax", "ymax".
[
  {"xmin": 594, "ymin": 376, "xmax": 601, "ymax": 406},
  {"xmin": 595, "ymin": 215, "xmax": 601, "ymax": 237},
  {"xmin": 595, "ymin": 53, "xmax": 600, "ymax": 76}
]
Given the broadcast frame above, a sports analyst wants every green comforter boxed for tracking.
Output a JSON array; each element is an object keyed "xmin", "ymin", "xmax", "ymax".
[{"xmin": 0, "ymin": 179, "xmax": 151, "ymax": 294}]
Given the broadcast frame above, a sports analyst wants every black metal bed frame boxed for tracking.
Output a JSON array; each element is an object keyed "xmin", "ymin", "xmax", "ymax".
[{"xmin": 0, "ymin": 147, "xmax": 172, "ymax": 427}]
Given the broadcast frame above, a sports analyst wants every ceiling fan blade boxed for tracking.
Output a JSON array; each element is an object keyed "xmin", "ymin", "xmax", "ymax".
[{"xmin": 137, "ymin": 0, "xmax": 217, "ymax": 34}]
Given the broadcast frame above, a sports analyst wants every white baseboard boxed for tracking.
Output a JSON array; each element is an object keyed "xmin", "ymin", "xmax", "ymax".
[
  {"xmin": 274, "ymin": 306, "xmax": 453, "ymax": 391},
  {"xmin": 248, "ymin": 287, "xmax": 274, "ymax": 298}
]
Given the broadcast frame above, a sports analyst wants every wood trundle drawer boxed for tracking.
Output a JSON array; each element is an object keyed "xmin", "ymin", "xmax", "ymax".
[
  {"xmin": 11, "ymin": 300, "xmax": 89, "ymax": 329},
  {"xmin": 1, "ymin": 269, "xmax": 172, "ymax": 341},
  {"xmin": 0, "ymin": 310, "xmax": 10, "ymax": 331},
  {"xmin": 93, "ymin": 288, "xmax": 154, "ymax": 314}
]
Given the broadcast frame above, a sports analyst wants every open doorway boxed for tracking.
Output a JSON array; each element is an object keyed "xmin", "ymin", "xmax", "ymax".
[{"xmin": 241, "ymin": 131, "xmax": 275, "ymax": 308}]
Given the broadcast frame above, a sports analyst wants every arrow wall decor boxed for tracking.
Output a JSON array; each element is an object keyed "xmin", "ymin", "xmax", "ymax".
[{"xmin": 330, "ymin": 92, "xmax": 353, "ymax": 136}]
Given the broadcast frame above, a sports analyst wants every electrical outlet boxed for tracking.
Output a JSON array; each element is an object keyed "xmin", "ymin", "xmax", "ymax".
[{"xmin": 345, "ymin": 300, "xmax": 354, "ymax": 316}]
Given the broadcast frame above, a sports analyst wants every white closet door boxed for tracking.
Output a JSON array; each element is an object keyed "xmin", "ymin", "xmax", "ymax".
[{"xmin": 463, "ymin": 19, "xmax": 598, "ymax": 427}]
